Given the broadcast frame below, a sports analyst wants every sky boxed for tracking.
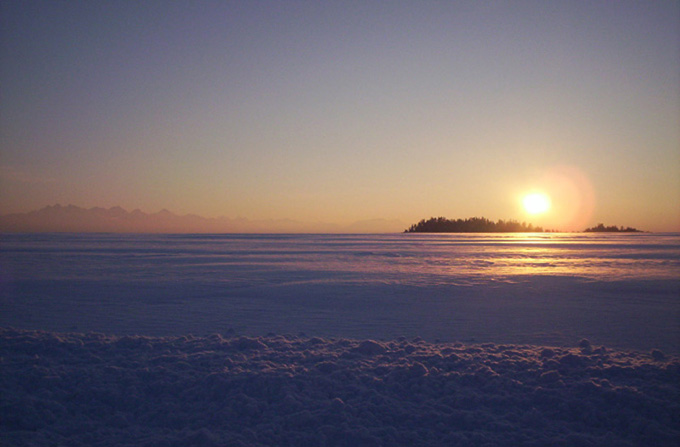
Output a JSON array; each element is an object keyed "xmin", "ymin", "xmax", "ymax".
[{"xmin": 1, "ymin": 0, "xmax": 678, "ymax": 232}]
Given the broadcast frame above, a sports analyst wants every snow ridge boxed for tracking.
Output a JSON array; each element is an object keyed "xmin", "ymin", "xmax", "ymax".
[{"xmin": 1, "ymin": 328, "xmax": 678, "ymax": 446}]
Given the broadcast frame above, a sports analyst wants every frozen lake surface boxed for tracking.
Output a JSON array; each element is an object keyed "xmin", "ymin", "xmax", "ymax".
[
  {"xmin": 1, "ymin": 232, "xmax": 679, "ymax": 352},
  {"xmin": 2, "ymin": 233, "xmax": 679, "ymax": 446}
]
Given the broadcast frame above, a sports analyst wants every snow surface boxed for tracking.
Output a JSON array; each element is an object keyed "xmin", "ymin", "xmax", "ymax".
[
  {"xmin": 1, "ymin": 233, "xmax": 679, "ymax": 445},
  {"xmin": 1, "ymin": 328, "xmax": 678, "ymax": 446},
  {"xmin": 1, "ymin": 233, "xmax": 678, "ymax": 353}
]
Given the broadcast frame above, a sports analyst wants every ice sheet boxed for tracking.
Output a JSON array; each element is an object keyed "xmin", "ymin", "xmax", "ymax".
[{"xmin": 1, "ymin": 233, "xmax": 678, "ymax": 352}]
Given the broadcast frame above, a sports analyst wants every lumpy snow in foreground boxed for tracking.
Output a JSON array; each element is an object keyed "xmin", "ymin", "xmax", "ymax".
[{"xmin": 1, "ymin": 328, "xmax": 678, "ymax": 447}]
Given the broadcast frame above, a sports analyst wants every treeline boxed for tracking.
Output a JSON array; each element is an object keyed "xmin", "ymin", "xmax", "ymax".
[
  {"xmin": 584, "ymin": 223, "xmax": 641, "ymax": 233},
  {"xmin": 405, "ymin": 217, "xmax": 545, "ymax": 233}
]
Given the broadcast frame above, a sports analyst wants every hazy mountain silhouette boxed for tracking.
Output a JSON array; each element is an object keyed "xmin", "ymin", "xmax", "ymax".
[{"xmin": 0, "ymin": 205, "xmax": 406, "ymax": 234}]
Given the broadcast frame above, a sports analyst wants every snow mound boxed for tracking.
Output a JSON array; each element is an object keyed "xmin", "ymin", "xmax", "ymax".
[{"xmin": 1, "ymin": 328, "xmax": 679, "ymax": 446}]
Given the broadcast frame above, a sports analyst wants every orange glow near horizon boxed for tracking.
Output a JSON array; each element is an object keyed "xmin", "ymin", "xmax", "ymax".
[
  {"xmin": 544, "ymin": 166, "xmax": 596, "ymax": 232},
  {"xmin": 517, "ymin": 166, "xmax": 597, "ymax": 232},
  {"xmin": 1, "ymin": 3, "xmax": 678, "ymax": 232}
]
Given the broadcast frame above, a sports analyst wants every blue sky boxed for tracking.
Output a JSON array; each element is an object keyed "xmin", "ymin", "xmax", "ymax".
[{"xmin": 1, "ymin": 1, "xmax": 678, "ymax": 231}]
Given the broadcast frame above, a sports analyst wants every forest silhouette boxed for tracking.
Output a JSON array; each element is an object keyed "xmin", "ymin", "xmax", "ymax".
[
  {"xmin": 584, "ymin": 223, "xmax": 642, "ymax": 233},
  {"xmin": 405, "ymin": 217, "xmax": 544, "ymax": 233},
  {"xmin": 406, "ymin": 218, "xmax": 644, "ymax": 233}
]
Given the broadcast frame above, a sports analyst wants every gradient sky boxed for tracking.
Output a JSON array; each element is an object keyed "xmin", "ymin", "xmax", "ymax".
[{"xmin": 1, "ymin": 0, "xmax": 679, "ymax": 231}]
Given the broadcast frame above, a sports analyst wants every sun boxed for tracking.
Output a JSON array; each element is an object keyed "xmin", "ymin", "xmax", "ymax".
[{"xmin": 523, "ymin": 192, "xmax": 551, "ymax": 215}]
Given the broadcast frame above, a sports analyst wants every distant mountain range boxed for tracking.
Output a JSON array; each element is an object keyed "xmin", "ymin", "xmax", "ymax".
[{"xmin": 0, "ymin": 204, "xmax": 406, "ymax": 234}]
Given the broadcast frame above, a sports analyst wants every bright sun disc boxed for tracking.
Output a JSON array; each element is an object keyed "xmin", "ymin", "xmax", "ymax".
[{"xmin": 523, "ymin": 193, "xmax": 551, "ymax": 215}]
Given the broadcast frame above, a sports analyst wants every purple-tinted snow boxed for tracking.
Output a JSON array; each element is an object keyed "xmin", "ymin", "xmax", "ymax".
[
  {"xmin": 1, "ymin": 233, "xmax": 679, "ymax": 445},
  {"xmin": 2, "ymin": 328, "xmax": 678, "ymax": 446},
  {"xmin": 1, "ymin": 233, "xmax": 679, "ymax": 353}
]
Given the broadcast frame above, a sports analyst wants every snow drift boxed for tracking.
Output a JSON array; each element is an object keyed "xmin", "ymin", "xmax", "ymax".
[{"xmin": 2, "ymin": 328, "xmax": 678, "ymax": 446}]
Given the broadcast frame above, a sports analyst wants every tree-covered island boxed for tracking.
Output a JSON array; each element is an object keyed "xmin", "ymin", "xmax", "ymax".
[
  {"xmin": 584, "ymin": 223, "xmax": 642, "ymax": 233},
  {"xmin": 405, "ymin": 217, "xmax": 644, "ymax": 233},
  {"xmin": 405, "ymin": 217, "xmax": 546, "ymax": 233}
]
